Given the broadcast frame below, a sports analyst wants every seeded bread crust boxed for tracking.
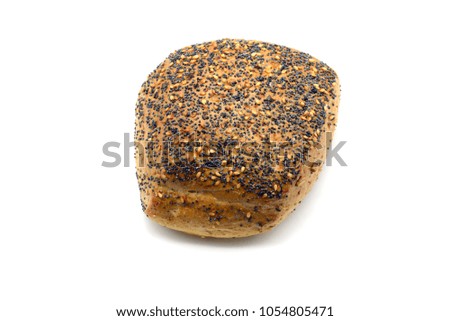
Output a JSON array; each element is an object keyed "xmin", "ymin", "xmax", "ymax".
[{"xmin": 135, "ymin": 39, "xmax": 339, "ymax": 238}]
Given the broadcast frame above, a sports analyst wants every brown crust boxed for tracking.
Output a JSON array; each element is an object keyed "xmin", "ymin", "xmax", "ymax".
[{"xmin": 135, "ymin": 39, "xmax": 340, "ymax": 238}]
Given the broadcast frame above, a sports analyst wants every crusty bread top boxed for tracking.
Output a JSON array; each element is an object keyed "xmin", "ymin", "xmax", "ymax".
[{"xmin": 135, "ymin": 39, "xmax": 339, "ymax": 209}]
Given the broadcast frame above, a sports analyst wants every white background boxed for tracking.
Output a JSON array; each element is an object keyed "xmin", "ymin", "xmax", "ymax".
[{"xmin": 1, "ymin": 1, "xmax": 449, "ymax": 320}]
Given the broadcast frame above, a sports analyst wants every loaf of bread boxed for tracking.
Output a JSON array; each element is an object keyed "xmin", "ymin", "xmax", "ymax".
[{"xmin": 135, "ymin": 39, "xmax": 339, "ymax": 238}]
